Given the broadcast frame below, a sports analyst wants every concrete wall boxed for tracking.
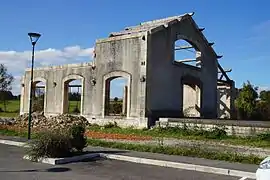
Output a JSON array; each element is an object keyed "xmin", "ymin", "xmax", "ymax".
[
  {"xmin": 20, "ymin": 63, "xmax": 95, "ymax": 116},
  {"xmin": 158, "ymin": 118, "xmax": 270, "ymax": 136},
  {"xmin": 93, "ymin": 33, "xmax": 147, "ymax": 120},
  {"xmin": 20, "ymin": 33, "xmax": 148, "ymax": 128},
  {"xmin": 146, "ymin": 16, "xmax": 218, "ymax": 122}
]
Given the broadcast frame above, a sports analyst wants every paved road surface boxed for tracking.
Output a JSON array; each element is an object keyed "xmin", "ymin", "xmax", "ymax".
[{"xmin": 0, "ymin": 144, "xmax": 251, "ymax": 180}]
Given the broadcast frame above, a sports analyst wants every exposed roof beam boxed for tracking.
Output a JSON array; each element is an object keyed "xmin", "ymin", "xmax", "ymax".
[
  {"xmin": 218, "ymin": 63, "xmax": 231, "ymax": 82},
  {"xmin": 218, "ymin": 68, "xmax": 232, "ymax": 73},
  {"xmin": 68, "ymin": 85, "xmax": 82, "ymax": 88},
  {"xmin": 217, "ymin": 55, "xmax": 223, "ymax": 59},
  {"xmin": 175, "ymin": 45, "xmax": 193, "ymax": 50},
  {"xmin": 175, "ymin": 59, "xmax": 197, "ymax": 63},
  {"xmin": 35, "ymin": 86, "xmax": 45, "ymax": 89},
  {"xmin": 217, "ymin": 79, "xmax": 233, "ymax": 86},
  {"xmin": 199, "ymin": 28, "xmax": 205, "ymax": 32}
]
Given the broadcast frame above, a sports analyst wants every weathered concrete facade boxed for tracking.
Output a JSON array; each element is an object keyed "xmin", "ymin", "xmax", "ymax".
[{"xmin": 20, "ymin": 13, "xmax": 235, "ymax": 128}]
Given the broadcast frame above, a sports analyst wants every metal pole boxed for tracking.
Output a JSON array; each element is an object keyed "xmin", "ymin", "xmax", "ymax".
[{"xmin": 27, "ymin": 43, "xmax": 35, "ymax": 140}]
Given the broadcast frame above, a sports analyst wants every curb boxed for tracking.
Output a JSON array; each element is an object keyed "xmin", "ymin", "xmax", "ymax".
[
  {"xmin": 100, "ymin": 153, "xmax": 256, "ymax": 179},
  {"xmin": 0, "ymin": 139, "xmax": 28, "ymax": 147},
  {"xmin": 23, "ymin": 153, "xmax": 100, "ymax": 165},
  {"xmin": 0, "ymin": 139, "xmax": 256, "ymax": 179}
]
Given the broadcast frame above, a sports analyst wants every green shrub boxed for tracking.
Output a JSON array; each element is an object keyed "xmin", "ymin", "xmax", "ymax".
[
  {"xmin": 26, "ymin": 129, "xmax": 72, "ymax": 161},
  {"xmin": 206, "ymin": 125, "xmax": 228, "ymax": 139},
  {"xmin": 104, "ymin": 122, "xmax": 118, "ymax": 129},
  {"xmin": 256, "ymin": 132, "xmax": 270, "ymax": 141},
  {"xmin": 26, "ymin": 124, "xmax": 87, "ymax": 161},
  {"xmin": 69, "ymin": 124, "xmax": 87, "ymax": 152}
]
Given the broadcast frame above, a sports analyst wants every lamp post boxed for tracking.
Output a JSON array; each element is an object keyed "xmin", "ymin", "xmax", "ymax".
[{"xmin": 27, "ymin": 32, "xmax": 41, "ymax": 140}]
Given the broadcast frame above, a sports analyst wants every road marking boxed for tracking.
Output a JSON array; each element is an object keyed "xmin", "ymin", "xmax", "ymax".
[{"xmin": 239, "ymin": 177, "xmax": 247, "ymax": 180}]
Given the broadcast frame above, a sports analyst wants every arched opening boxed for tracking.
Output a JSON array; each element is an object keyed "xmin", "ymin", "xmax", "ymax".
[
  {"xmin": 31, "ymin": 80, "xmax": 46, "ymax": 113},
  {"xmin": 174, "ymin": 39, "xmax": 202, "ymax": 68},
  {"xmin": 105, "ymin": 77, "xmax": 128, "ymax": 117},
  {"xmin": 62, "ymin": 76, "xmax": 83, "ymax": 115},
  {"xmin": 103, "ymin": 72, "xmax": 131, "ymax": 117},
  {"xmin": 182, "ymin": 76, "xmax": 201, "ymax": 117}
]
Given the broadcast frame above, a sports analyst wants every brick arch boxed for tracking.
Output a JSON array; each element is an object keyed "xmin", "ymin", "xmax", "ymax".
[
  {"xmin": 102, "ymin": 71, "xmax": 132, "ymax": 117},
  {"xmin": 61, "ymin": 74, "xmax": 85, "ymax": 114}
]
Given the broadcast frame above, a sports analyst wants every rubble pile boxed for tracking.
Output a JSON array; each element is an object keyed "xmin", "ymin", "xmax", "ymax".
[
  {"xmin": 13, "ymin": 112, "xmax": 89, "ymax": 130},
  {"xmin": 0, "ymin": 117, "xmax": 15, "ymax": 125}
]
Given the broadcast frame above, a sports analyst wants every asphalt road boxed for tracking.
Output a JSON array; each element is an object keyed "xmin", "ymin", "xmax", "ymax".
[{"xmin": 0, "ymin": 144, "xmax": 250, "ymax": 180}]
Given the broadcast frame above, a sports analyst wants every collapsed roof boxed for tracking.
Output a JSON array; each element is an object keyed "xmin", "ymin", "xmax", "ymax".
[{"xmin": 109, "ymin": 12, "xmax": 195, "ymax": 37}]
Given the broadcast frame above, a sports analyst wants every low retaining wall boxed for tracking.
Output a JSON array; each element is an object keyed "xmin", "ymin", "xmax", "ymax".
[
  {"xmin": 85, "ymin": 116, "xmax": 148, "ymax": 129},
  {"xmin": 157, "ymin": 118, "xmax": 270, "ymax": 136}
]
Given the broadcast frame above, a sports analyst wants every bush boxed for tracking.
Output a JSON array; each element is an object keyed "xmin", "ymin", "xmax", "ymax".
[
  {"xmin": 256, "ymin": 132, "xmax": 270, "ymax": 141},
  {"xmin": 206, "ymin": 125, "xmax": 227, "ymax": 139},
  {"xmin": 26, "ymin": 124, "xmax": 87, "ymax": 161},
  {"xmin": 69, "ymin": 124, "xmax": 87, "ymax": 152},
  {"xmin": 26, "ymin": 129, "xmax": 72, "ymax": 161}
]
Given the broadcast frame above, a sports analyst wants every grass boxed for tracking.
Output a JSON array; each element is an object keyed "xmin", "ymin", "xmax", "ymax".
[
  {"xmin": 0, "ymin": 100, "xmax": 20, "ymax": 117},
  {"xmin": 0, "ymin": 100, "xmax": 80, "ymax": 117},
  {"xmin": 0, "ymin": 128, "xmax": 263, "ymax": 165},
  {"xmin": 87, "ymin": 138, "xmax": 263, "ymax": 165},
  {"xmin": 88, "ymin": 124, "xmax": 270, "ymax": 149}
]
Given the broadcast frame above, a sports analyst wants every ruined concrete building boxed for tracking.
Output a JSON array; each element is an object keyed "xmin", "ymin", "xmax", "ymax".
[{"xmin": 20, "ymin": 13, "xmax": 236, "ymax": 128}]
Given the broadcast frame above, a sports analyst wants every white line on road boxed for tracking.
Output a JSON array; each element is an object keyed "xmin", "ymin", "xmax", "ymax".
[{"xmin": 239, "ymin": 177, "xmax": 247, "ymax": 180}]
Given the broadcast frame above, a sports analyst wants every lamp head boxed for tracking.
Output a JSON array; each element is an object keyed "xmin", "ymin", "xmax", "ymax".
[{"xmin": 28, "ymin": 32, "xmax": 41, "ymax": 45}]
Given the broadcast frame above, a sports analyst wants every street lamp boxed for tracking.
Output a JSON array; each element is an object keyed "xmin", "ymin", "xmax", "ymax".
[{"xmin": 27, "ymin": 32, "xmax": 41, "ymax": 140}]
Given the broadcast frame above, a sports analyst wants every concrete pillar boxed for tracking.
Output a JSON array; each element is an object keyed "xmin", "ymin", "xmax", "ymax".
[
  {"xmin": 63, "ymin": 82, "xmax": 69, "ymax": 113},
  {"xmin": 122, "ymin": 85, "xmax": 128, "ymax": 115},
  {"xmin": 104, "ymin": 80, "xmax": 110, "ymax": 116},
  {"xmin": 195, "ymin": 85, "xmax": 201, "ymax": 116},
  {"xmin": 183, "ymin": 84, "xmax": 197, "ymax": 117},
  {"xmin": 19, "ymin": 76, "xmax": 25, "ymax": 115}
]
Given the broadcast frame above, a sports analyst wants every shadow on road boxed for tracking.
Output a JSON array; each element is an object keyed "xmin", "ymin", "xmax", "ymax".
[
  {"xmin": 0, "ymin": 167, "xmax": 71, "ymax": 173},
  {"xmin": 87, "ymin": 150, "xmax": 127, "ymax": 154}
]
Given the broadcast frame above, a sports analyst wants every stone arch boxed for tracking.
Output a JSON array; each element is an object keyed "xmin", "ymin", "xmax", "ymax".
[
  {"xmin": 181, "ymin": 75, "xmax": 202, "ymax": 117},
  {"xmin": 61, "ymin": 74, "xmax": 85, "ymax": 114},
  {"xmin": 102, "ymin": 71, "xmax": 132, "ymax": 118},
  {"xmin": 28, "ymin": 77, "xmax": 47, "ymax": 113}
]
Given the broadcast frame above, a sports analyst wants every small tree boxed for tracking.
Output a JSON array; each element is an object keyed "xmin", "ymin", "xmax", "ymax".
[
  {"xmin": 235, "ymin": 81, "xmax": 258, "ymax": 120},
  {"xmin": 0, "ymin": 64, "xmax": 14, "ymax": 112},
  {"xmin": 260, "ymin": 90, "xmax": 270, "ymax": 103}
]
